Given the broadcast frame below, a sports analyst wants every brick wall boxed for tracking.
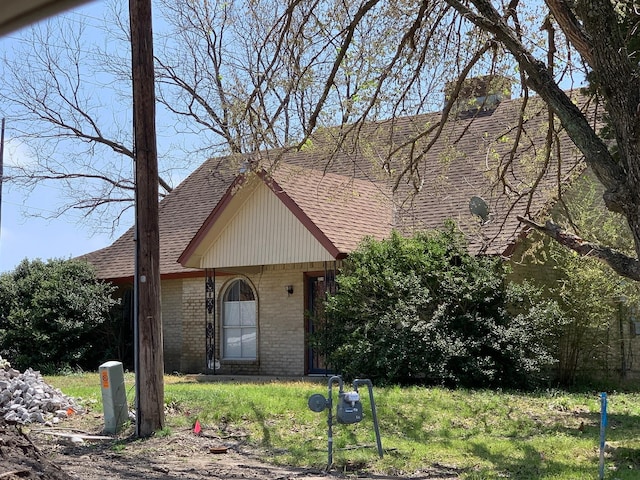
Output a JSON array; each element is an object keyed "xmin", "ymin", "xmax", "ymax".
[
  {"xmin": 160, "ymin": 277, "xmax": 207, "ymax": 373},
  {"xmin": 250, "ymin": 266, "xmax": 306, "ymax": 376},
  {"xmin": 159, "ymin": 262, "xmax": 329, "ymax": 375},
  {"xmin": 213, "ymin": 264, "xmax": 308, "ymax": 376},
  {"xmin": 161, "ymin": 279, "xmax": 183, "ymax": 372},
  {"xmin": 180, "ymin": 277, "xmax": 207, "ymax": 372}
]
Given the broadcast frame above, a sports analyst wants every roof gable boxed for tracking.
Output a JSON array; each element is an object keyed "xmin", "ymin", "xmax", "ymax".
[
  {"xmin": 179, "ymin": 166, "xmax": 393, "ymax": 269},
  {"xmin": 181, "ymin": 180, "xmax": 336, "ymax": 268}
]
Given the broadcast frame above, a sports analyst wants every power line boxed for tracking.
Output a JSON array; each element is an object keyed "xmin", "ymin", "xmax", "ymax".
[{"xmin": 2, "ymin": 197, "xmax": 90, "ymax": 220}]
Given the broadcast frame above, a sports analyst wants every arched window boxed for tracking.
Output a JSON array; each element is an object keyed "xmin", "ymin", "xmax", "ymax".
[{"xmin": 222, "ymin": 279, "xmax": 257, "ymax": 359}]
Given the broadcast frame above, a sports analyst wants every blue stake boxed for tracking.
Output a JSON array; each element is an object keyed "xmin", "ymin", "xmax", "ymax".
[{"xmin": 599, "ymin": 392, "xmax": 608, "ymax": 480}]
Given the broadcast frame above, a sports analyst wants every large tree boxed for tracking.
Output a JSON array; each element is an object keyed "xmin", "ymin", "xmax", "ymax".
[
  {"xmin": 0, "ymin": 258, "xmax": 117, "ymax": 373},
  {"xmin": 2, "ymin": 0, "xmax": 640, "ymax": 279},
  {"xmin": 439, "ymin": 0, "xmax": 640, "ymax": 280}
]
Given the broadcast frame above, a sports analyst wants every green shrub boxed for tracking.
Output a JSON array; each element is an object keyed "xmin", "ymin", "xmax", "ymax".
[
  {"xmin": 0, "ymin": 258, "xmax": 118, "ymax": 372},
  {"xmin": 317, "ymin": 224, "xmax": 557, "ymax": 388}
]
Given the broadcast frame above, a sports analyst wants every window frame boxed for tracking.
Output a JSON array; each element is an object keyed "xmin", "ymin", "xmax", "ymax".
[{"xmin": 221, "ymin": 278, "xmax": 258, "ymax": 361}]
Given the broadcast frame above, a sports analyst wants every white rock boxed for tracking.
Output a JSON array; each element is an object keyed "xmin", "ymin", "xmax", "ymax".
[
  {"xmin": 4, "ymin": 411, "xmax": 18, "ymax": 422},
  {"xmin": 0, "ymin": 364, "xmax": 82, "ymax": 424}
]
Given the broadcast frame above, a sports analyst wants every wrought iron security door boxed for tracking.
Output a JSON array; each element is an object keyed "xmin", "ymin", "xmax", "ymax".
[{"xmin": 306, "ymin": 265, "xmax": 336, "ymax": 375}]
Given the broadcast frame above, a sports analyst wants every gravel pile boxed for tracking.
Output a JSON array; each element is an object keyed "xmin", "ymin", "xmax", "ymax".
[{"xmin": 0, "ymin": 356, "xmax": 82, "ymax": 425}]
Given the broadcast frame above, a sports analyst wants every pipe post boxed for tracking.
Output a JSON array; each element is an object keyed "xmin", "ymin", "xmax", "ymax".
[
  {"xmin": 353, "ymin": 378, "xmax": 383, "ymax": 458},
  {"xmin": 327, "ymin": 375, "xmax": 343, "ymax": 468}
]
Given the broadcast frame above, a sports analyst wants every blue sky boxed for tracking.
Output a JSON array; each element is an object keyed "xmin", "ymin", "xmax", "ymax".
[
  {"xmin": 0, "ymin": 1, "xmax": 129, "ymax": 273},
  {"xmin": 0, "ymin": 139, "xmax": 128, "ymax": 273},
  {"xmin": 0, "ymin": 1, "xmax": 198, "ymax": 274}
]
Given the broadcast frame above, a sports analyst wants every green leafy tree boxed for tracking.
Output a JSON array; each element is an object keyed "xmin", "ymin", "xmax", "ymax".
[
  {"xmin": 515, "ymin": 172, "xmax": 640, "ymax": 385},
  {"xmin": 319, "ymin": 224, "xmax": 557, "ymax": 388},
  {"xmin": 0, "ymin": 258, "xmax": 118, "ymax": 373},
  {"xmin": 548, "ymin": 249, "xmax": 629, "ymax": 384}
]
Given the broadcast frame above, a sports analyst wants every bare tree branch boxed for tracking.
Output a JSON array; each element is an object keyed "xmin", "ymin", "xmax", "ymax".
[
  {"xmin": 517, "ymin": 215, "xmax": 640, "ymax": 280},
  {"xmin": 445, "ymin": 0, "xmax": 628, "ymax": 211},
  {"xmin": 4, "ymin": 0, "xmax": 640, "ymax": 281}
]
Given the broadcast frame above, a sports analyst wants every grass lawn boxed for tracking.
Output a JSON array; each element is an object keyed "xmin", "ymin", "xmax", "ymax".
[{"xmin": 45, "ymin": 373, "xmax": 640, "ymax": 479}]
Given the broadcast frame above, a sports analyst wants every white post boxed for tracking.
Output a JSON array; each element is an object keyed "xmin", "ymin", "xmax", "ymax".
[{"xmin": 100, "ymin": 361, "xmax": 128, "ymax": 434}]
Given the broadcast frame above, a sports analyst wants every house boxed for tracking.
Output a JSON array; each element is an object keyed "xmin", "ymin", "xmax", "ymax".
[{"xmin": 85, "ymin": 82, "xmax": 590, "ymax": 376}]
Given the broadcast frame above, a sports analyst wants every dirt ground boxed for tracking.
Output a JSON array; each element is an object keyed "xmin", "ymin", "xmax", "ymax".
[{"xmin": 1, "ymin": 413, "xmax": 462, "ymax": 480}]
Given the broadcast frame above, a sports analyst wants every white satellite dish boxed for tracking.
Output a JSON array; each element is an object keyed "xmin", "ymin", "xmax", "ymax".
[{"xmin": 469, "ymin": 196, "xmax": 490, "ymax": 224}]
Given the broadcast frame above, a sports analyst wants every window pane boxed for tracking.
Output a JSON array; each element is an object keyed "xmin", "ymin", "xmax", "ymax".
[
  {"xmin": 242, "ymin": 328, "xmax": 256, "ymax": 358},
  {"xmin": 223, "ymin": 279, "xmax": 257, "ymax": 359},
  {"xmin": 224, "ymin": 301, "xmax": 241, "ymax": 326},
  {"xmin": 239, "ymin": 281, "xmax": 255, "ymax": 301},
  {"xmin": 240, "ymin": 301, "xmax": 256, "ymax": 326},
  {"xmin": 225, "ymin": 328, "xmax": 242, "ymax": 358},
  {"xmin": 225, "ymin": 280, "xmax": 239, "ymax": 302}
]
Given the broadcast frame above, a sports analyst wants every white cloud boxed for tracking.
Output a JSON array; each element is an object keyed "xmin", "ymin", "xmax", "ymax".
[{"xmin": 2, "ymin": 138, "xmax": 36, "ymax": 168}]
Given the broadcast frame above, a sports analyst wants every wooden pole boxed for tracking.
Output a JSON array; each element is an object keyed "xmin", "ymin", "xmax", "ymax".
[{"xmin": 129, "ymin": 0, "xmax": 164, "ymax": 437}]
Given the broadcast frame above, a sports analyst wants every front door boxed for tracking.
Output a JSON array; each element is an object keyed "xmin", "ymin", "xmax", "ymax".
[{"xmin": 306, "ymin": 274, "xmax": 331, "ymax": 374}]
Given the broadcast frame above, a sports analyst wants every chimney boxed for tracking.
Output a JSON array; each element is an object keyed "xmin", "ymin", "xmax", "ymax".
[{"xmin": 444, "ymin": 75, "xmax": 511, "ymax": 115}]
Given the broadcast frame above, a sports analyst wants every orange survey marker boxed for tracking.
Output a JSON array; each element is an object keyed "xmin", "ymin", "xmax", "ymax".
[{"xmin": 101, "ymin": 370, "xmax": 109, "ymax": 388}]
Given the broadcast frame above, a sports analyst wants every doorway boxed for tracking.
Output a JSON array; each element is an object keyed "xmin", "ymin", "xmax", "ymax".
[{"xmin": 305, "ymin": 272, "xmax": 334, "ymax": 375}]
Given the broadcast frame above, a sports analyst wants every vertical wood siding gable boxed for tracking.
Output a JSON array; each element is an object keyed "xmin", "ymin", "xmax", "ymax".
[{"xmin": 201, "ymin": 183, "xmax": 335, "ymax": 268}]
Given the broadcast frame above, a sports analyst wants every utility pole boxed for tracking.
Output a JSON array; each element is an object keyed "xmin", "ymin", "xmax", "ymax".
[{"xmin": 129, "ymin": 0, "xmax": 164, "ymax": 437}]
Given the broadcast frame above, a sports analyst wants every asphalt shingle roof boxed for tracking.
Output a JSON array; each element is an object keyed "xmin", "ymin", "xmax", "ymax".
[
  {"xmin": 268, "ymin": 164, "xmax": 394, "ymax": 253},
  {"xmin": 85, "ymin": 93, "xmax": 585, "ymax": 280}
]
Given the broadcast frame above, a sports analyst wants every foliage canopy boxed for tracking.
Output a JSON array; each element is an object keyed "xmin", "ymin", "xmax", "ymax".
[
  {"xmin": 516, "ymin": 172, "xmax": 640, "ymax": 385},
  {"xmin": 0, "ymin": 258, "xmax": 118, "ymax": 373},
  {"xmin": 319, "ymin": 225, "xmax": 557, "ymax": 388}
]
